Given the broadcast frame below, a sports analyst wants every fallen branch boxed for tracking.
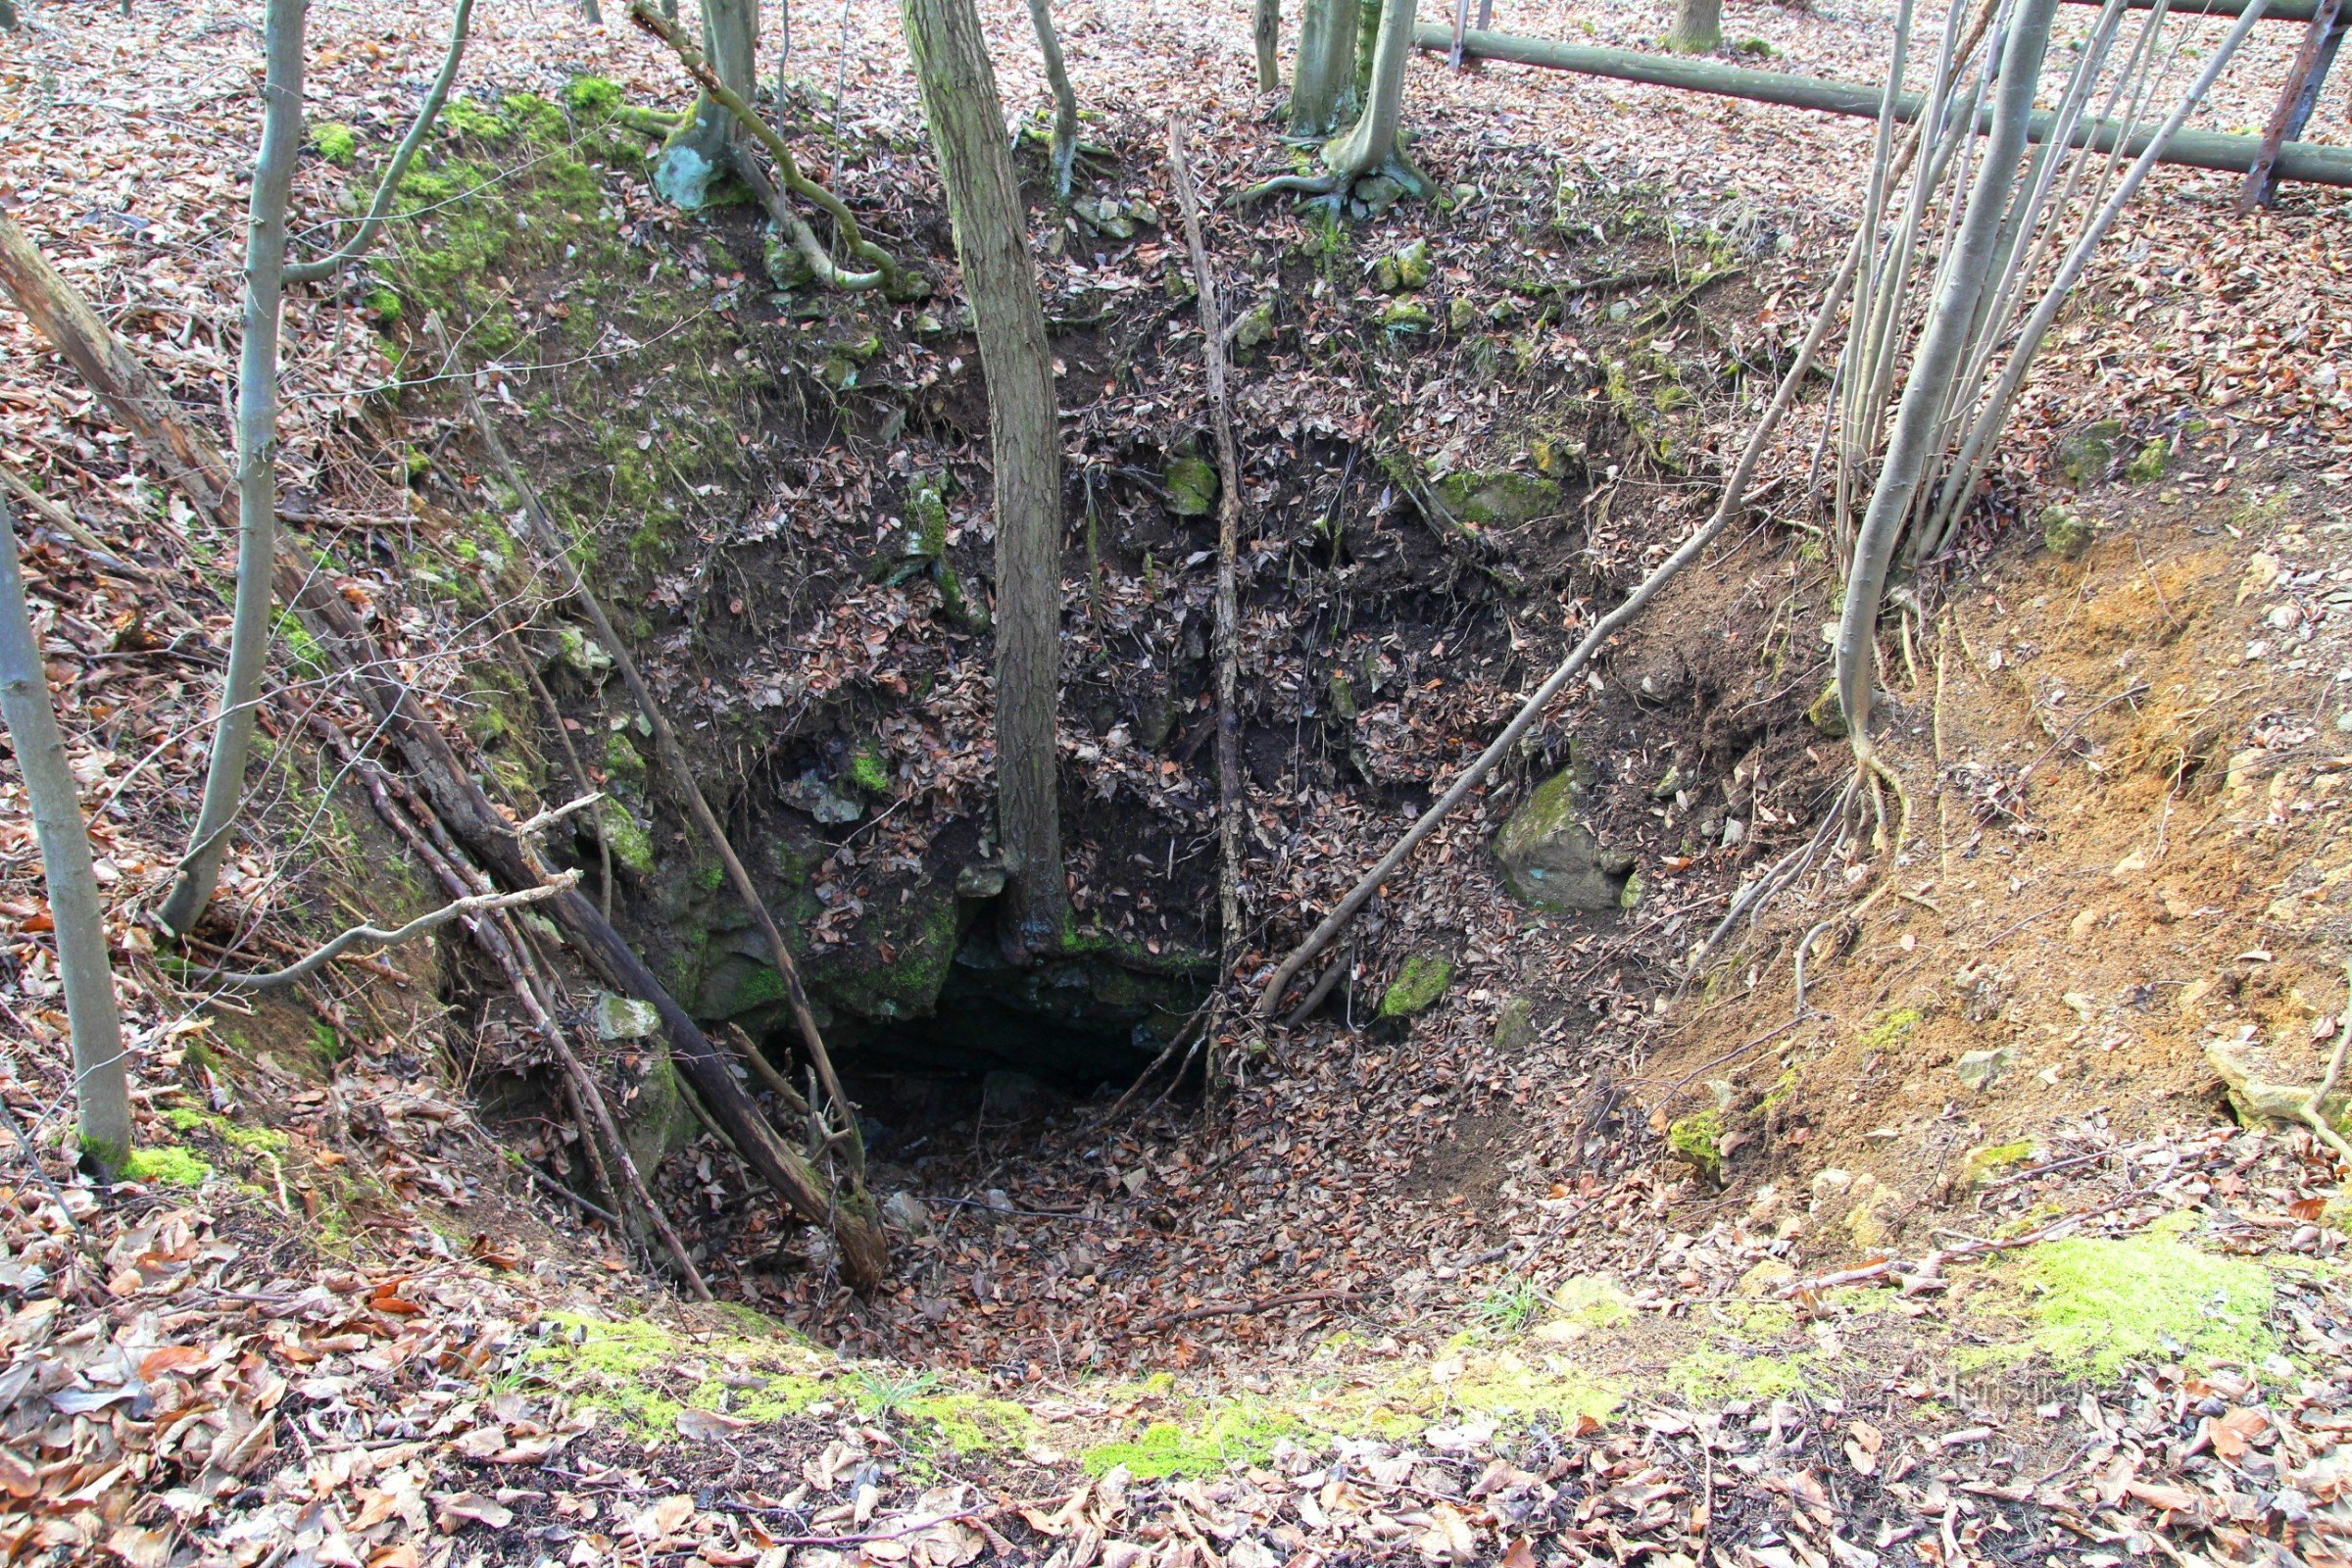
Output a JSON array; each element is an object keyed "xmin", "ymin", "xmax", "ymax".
[
  {"xmin": 203, "ymin": 871, "xmax": 578, "ymax": 990},
  {"xmin": 1255, "ymin": 193, "xmax": 1874, "ymax": 1016},
  {"xmin": 283, "ymin": 0, "xmax": 473, "ymax": 286},
  {"xmin": 0, "ymin": 461, "xmax": 153, "ymax": 582},
  {"xmin": 1169, "ymin": 117, "xmax": 1248, "ymax": 1013},
  {"xmin": 1131, "ymin": 1288, "xmax": 1363, "ymax": 1334}
]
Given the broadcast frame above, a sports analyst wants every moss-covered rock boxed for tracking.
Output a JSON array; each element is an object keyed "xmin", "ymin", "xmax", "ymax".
[
  {"xmin": 1164, "ymin": 454, "xmax": 1217, "ymax": 516},
  {"xmin": 1379, "ymin": 298, "xmax": 1434, "ymax": 334},
  {"xmin": 1433, "ymin": 468, "xmax": 1561, "ymax": 528},
  {"xmin": 1372, "ymin": 238, "xmax": 1434, "ymax": 293},
  {"xmin": 1666, "ymin": 1109, "xmax": 1723, "ymax": 1182},
  {"xmin": 2126, "ymin": 438, "xmax": 2172, "ymax": 483},
  {"xmin": 617, "ymin": 1051, "xmax": 698, "ymax": 1181},
  {"xmin": 2042, "ymin": 503, "xmax": 2093, "ymax": 559},
  {"xmin": 1376, "ymin": 953, "xmax": 1454, "ymax": 1020},
  {"xmin": 2051, "ymin": 420, "xmax": 2120, "ymax": 487},
  {"xmin": 1492, "ymin": 761, "xmax": 1634, "ymax": 911},
  {"xmin": 1803, "ymin": 681, "xmax": 1848, "ymax": 739}
]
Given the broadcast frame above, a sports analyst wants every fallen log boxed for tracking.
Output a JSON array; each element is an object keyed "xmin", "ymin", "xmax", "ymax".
[
  {"xmin": 0, "ymin": 211, "xmax": 890, "ymax": 1290},
  {"xmin": 1412, "ymin": 23, "xmax": 2352, "ymax": 188}
]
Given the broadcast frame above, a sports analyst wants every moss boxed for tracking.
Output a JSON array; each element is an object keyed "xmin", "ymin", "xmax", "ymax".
[
  {"xmin": 527, "ymin": 1311, "xmax": 828, "ymax": 1440},
  {"xmin": 311, "ymin": 122, "xmax": 359, "ymax": 168},
  {"xmin": 564, "ymin": 74, "xmax": 625, "ymax": 116},
  {"xmin": 2051, "ymin": 420, "xmax": 2120, "ymax": 486},
  {"xmin": 1960, "ymin": 1141, "xmax": 2034, "ymax": 1188},
  {"xmin": 905, "ymin": 1394, "xmax": 1038, "ymax": 1457},
  {"xmin": 1372, "ymin": 238, "xmax": 1434, "ymax": 293},
  {"xmin": 124, "ymin": 1146, "xmax": 213, "ymax": 1188},
  {"xmin": 1376, "ymin": 954, "xmax": 1453, "ymax": 1020},
  {"xmin": 163, "ymin": 1106, "xmax": 290, "ymax": 1154},
  {"xmin": 605, "ymin": 729, "xmax": 646, "ymax": 779},
  {"xmin": 602, "ymin": 805, "xmax": 656, "ymax": 876},
  {"xmin": 1379, "ymin": 298, "xmax": 1434, "ymax": 334},
  {"xmin": 1671, "ymin": 1346, "xmax": 1813, "ymax": 1401},
  {"xmin": 442, "ymin": 97, "xmax": 516, "ymax": 141},
  {"xmin": 1666, "ymin": 1108, "xmax": 1724, "ymax": 1182},
  {"xmin": 815, "ymin": 892, "xmax": 961, "ymax": 1020},
  {"xmin": 1432, "ymin": 468, "xmax": 1561, "ymax": 529},
  {"xmin": 1083, "ymin": 1403, "xmax": 1302, "ymax": 1480},
  {"xmin": 1547, "ymin": 1275, "xmax": 1633, "ymax": 1330},
  {"xmin": 1164, "ymin": 454, "xmax": 1217, "ymax": 516},
  {"xmin": 1962, "ymin": 1213, "xmax": 2276, "ymax": 1381},
  {"xmin": 1859, "ymin": 1007, "xmax": 1923, "ymax": 1053},
  {"xmin": 1804, "ymin": 681, "xmax": 1849, "ymax": 739},
  {"xmin": 848, "ymin": 747, "xmax": 892, "ymax": 796},
  {"xmin": 2126, "ymin": 439, "xmax": 2171, "ymax": 483},
  {"xmin": 2043, "ymin": 504, "xmax": 2093, "ymax": 559}
]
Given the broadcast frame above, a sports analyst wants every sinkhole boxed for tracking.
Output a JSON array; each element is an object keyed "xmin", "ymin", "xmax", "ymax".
[{"xmin": 760, "ymin": 914, "xmax": 1211, "ymax": 1159}]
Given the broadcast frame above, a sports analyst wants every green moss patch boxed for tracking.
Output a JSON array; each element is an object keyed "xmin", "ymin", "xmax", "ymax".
[
  {"xmin": 124, "ymin": 1146, "xmax": 213, "ymax": 1188},
  {"xmin": 1377, "ymin": 954, "xmax": 1454, "ymax": 1020},
  {"xmin": 1962, "ymin": 1215, "xmax": 2276, "ymax": 1380},
  {"xmin": 525, "ymin": 1311, "xmax": 828, "ymax": 1440},
  {"xmin": 1083, "ymin": 1402, "xmax": 1302, "ymax": 1480},
  {"xmin": 310, "ymin": 122, "xmax": 359, "ymax": 168}
]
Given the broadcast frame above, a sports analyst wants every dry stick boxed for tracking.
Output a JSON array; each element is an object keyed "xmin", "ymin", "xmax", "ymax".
[
  {"xmin": 1169, "ymin": 118, "xmax": 1247, "ymax": 1015},
  {"xmin": 2302, "ymin": 960, "xmax": 2352, "ymax": 1171},
  {"xmin": 0, "ymin": 461, "xmax": 152, "ymax": 581},
  {"xmin": 1131, "ymin": 1287, "xmax": 1362, "ymax": 1335},
  {"xmin": 205, "ymin": 872, "xmax": 578, "ymax": 989},
  {"xmin": 627, "ymin": 1, "xmax": 893, "ymax": 292},
  {"xmin": 1255, "ymin": 202, "xmax": 1874, "ymax": 1016},
  {"xmin": 498, "ymin": 910, "xmax": 713, "ymax": 1298},
  {"xmin": 323, "ymin": 715, "xmax": 703, "ymax": 1290},
  {"xmin": 440, "ymin": 324, "xmax": 867, "ymax": 1181},
  {"xmin": 0, "ymin": 196, "xmax": 870, "ymax": 1286},
  {"xmin": 510, "ymin": 634, "xmax": 614, "ymax": 919},
  {"xmin": 1283, "ymin": 944, "xmax": 1351, "ymax": 1028}
]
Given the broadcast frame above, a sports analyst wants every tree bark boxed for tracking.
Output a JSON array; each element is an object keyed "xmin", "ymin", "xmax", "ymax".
[
  {"xmin": 1292, "ymin": 0, "xmax": 1357, "ymax": 134},
  {"xmin": 0, "ymin": 498, "xmax": 130, "ymax": 1173},
  {"xmin": 1354, "ymin": 0, "xmax": 1383, "ymax": 96},
  {"xmin": 1323, "ymin": 0, "xmax": 1417, "ymax": 179},
  {"xmin": 1026, "ymin": 0, "xmax": 1081, "ymax": 199},
  {"xmin": 656, "ymin": 0, "xmax": 759, "ymax": 207},
  {"xmin": 902, "ymin": 0, "xmax": 1068, "ymax": 956},
  {"xmin": 1835, "ymin": 0, "xmax": 2057, "ymax": 745},
  {"xmin": 1253, "ymin": 0, "xmax": 1281, "ymax": 89},
  {"xmin": 156, "ymin": 0, "xmax": 306, "ymax": 937},
  {"xmin": 1668, "ymin": 0, "xmax": 1721, "ymax": 52}
]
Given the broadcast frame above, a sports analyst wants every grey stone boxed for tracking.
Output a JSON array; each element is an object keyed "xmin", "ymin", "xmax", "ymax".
[
  {"xmin": 594, "ymin": 991, "xmax": 662, "ymax": 1041},
  {"xmin": 1493, "ymin": 763, "xmax": 1634, "ymax": 912},
  {"xmin": 981, "ymin": 1070, "xmax": 1056, "ymax": 1121},
  {"xmin": 1493, "ymin": 996, "xmax": 1536, "ymax": 1052},
  {"xmin": 1954, "ymin": 1048, "xmax": 2013, "ymax": 1093}
]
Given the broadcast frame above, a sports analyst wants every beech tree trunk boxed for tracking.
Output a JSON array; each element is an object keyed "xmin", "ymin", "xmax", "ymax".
[
  {"xmin": 1669, "ymin": 0, "xmax": 1722, "ymax": 52},
  {"xmin": 157, "ymin": 0, "xmax": 305, "ymax": 937},
  {"xmin": 902, "ymin": 0, "xmax": 1068, "ymax": 956},
  {"xmin": 0, "ymin": 498, "xmax": 130, "ymax": 1173},
  {"xmin": 1254, "ymin": 0, "xmax": 1281, "ymax": 89},
  {"xmin": 657, "ymin": 0, "xmax": 758, "ymax": 207},
  {"xmin": 1324, "ymin": 0, "xmax": 1417, "ymax": 179},
  {"xmin": 1026, "ymin": 0, "xmax": 1080, "ymax": 199},
  {"xmin": 1292, "ymin": 0, "xmax": 1357, "ymax": 134}
]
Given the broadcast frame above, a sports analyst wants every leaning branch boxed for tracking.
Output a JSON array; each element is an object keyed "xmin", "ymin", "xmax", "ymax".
[
  {"xmin": 626, "ymin": 0, "xmax": 898, "ymax": 292},
  {"xmin": 1170, "ymin": 117, "xmax": 1248, "ymax": 1005},
  {"xmin": 284, "ymin": 0, "xmax": 474, "ymax": 286},
  {"xmin": 1255, "ymin": 196, "xmax": 1874, "ymax": 1016},
  {"xmin": 208, "ymin": 870, "xmax": 578, "ymax": 990}
]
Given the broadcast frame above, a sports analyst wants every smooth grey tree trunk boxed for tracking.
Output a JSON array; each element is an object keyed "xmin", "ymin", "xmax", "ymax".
[
  {"xmin": 1669, "ymin": 0, "xmax": 1722, "ymax": 52},
  {"xmin": 657, "ymin": 0, "xmax": 758, "ymax": 207},
  {"xmin": 157, "ymin": 0, "xmax": 306, "ymax": 937},
  {"xmin": 1325, "ymin": 0, "xmax": 1416, "ymax": 178},
  {"xmin": 1292, "ymin": 0, "xmax": 1357, "ymax": 133},
  {"xmin": 902, "ymin": 0, "xmax": 1068, "ymax": 955},
  {"xmin": 1254, "ymin": 0, "xmax": 1281, "ymax": 89},
  {"xmin": 1835, "ymin": 0, "xmax": 2058, "ymax": 742},
  {"xmin": 0, "ymin": 498, "xmax": 130, "ymax": 1173},
  {"xmin": 1026, "ymin": 0, "xmax": 1080, "ymax": 199}
]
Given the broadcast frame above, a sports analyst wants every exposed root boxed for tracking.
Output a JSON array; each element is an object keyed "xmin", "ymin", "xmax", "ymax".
[
  {"xmin": 1231, "ymin": 171, "xmax": 1346, "ymax": 206},
  {"xmin": 628, "ymin": 1, "xmax": 901, "ymax": 294}
]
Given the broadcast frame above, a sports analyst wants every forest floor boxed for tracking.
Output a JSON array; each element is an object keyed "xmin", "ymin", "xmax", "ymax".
[{"xmin": 4, "ymin": 0, "xmax": 2352, "ymax": 1565}]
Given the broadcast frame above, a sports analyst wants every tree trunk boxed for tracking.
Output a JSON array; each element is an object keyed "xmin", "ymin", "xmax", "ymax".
[
  {"xmin": 656, "ymin": 0, "xmax": 758, "ymax": 207},
  {"xmin": 1292, "ymin": 0, "xmax": 1356, "ymax": 134},
  {"xmin": 1324, "ymin": 0, "xmax": 1417, "ymax": 179},
  {"xmin": 1835, "ymin": 0, "xmax": 2057, "ymax": 744},
  {"xmin": 0, "ymin": 498, "xmax": 130, "ymax": 1173},
  {"xmin": 1354, "ymin": 0, "xmax": 1382, "ymax": 97},
  {"xmin": 1253, "ymin": 0, "xmax": 1280, "ymax": 89},
  {"xmin": 902, "ymin": 0, "xmax": 1068, "ymax": 956},
  {"xmin": 156, "ymin": 0, "xmax": 305, "ymax": 938},
  {"xmin": 1668, "ymin": 0, "xmax": 1722, "ymax": 52},
  {"xmin": 0, "ymin": 0, "xmax": 19, "ymax": 31},
  {"xmin": 1026, "ymin": 0, "xmax": 1080, "ymax": 199}
]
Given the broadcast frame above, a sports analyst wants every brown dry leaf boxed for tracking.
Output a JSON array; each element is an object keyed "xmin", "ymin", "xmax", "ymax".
[
  {"xmin": 1844, "ymin": 1420, "xmax": 1885, "ymax": 1477},
  {"xmin": 1499, "ymin": 1539, "xmax": 1539, "ymax": 1568},
  {"xmin": 628, "ymin": 1494, "xmax": 697, "ymax": 1543},
  {"xmin": 433, "ymin": 1493, "xmax": 515, "ymax": 1533},
  {"xmin": 676, "ymin": 1407, "xmax": 753, "ymax": 1442}
]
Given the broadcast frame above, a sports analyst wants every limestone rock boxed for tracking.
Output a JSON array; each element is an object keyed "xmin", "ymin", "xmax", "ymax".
[
  {"xmin": 1493, "ymin": 765, "xmax": 1633, "ymax": 912},
  {"xmin": 1954, "ymin": 1047, "xmax": 2012, "ymax": 1093},
  {"xmin": 1432, "ymin": 469, "xmax": 1561, "ymax": 528},
  {"xmin": 1492, "ymin": 995, "xmax": 1536, "ymax": 1052},
  {"xmin": 1373, "ymin": 238, "xmax": 1434, "ymax": 293},
  {"xmin": 2052, "ymin": 420, "xmax": 2120, "ymax": 486},
  {"xmin": 2042, "ymin": 504, "xmax": 2092, "ymax": 559},
  {"xmin": 1376, "ymin": 954, "xmax": 1453, "ymax": 1020},
  {"xmin": 594, "ymin": 992, "xmax": 662, "ymax": 1041},
  {"xmin": 1164, "ymin": 454, "xmax": 1217, "ymax": 516},
  {"xmin": 2208, "ymin": 1037, "xmax": 2351, "ymax": 1136}
]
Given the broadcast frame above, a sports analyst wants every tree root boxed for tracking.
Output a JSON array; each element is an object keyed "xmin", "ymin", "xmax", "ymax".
[{"xmin": 628, "ymin": 1, "xmax": 901, "ymax": 294}]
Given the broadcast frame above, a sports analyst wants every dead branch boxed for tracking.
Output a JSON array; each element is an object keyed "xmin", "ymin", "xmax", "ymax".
[
  {"xmin": 1168, "ymin": 116, "xmax": 1247, "ymax": 1015},
  {"xmin": 204, "ymin": 871, "xmax": 579, "ymax": 990},
  {"xmin": 1130, "ymin": 1288, "xmax": 1363, "ymax": 1334}
]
